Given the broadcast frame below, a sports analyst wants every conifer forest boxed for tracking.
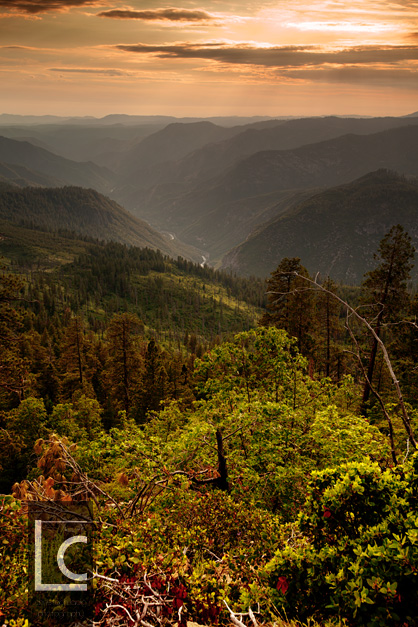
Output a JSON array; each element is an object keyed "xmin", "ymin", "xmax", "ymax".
[{"xmin": 2, "ymin": 215, "xmax": 418, "ymax": 627}]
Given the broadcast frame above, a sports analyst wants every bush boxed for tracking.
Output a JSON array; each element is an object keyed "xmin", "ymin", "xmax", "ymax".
[
  {"xmin": 0, "ymin": 497, "xmax": 28, "ymax": 622},
  {"xmin": 265, "ymin": 455, "xmax": 418, "ymax": 626}
]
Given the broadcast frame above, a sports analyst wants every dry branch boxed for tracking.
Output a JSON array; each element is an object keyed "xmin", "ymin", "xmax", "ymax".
[{"xmin": 269, "ymin": 272, "xmax": 417, "ymax": 449}]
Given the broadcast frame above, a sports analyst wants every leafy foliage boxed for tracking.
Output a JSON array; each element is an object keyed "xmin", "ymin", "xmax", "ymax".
[
  {"xmin": 265, "ymin": 455, "xmax": 418, "ymax": 626},
  {"xmin": 2, "ymin": 225, "xmax": 418, "ymax": 627}
]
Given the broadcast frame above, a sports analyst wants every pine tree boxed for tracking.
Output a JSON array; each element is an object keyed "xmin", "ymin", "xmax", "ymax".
[
  {"xmin": 103, "ymin": 312, "xmax": 143, "ymax": 415},
  {"xmin": 361, "ymin": 225, "xmax": 415, "ymax": 410},
  {"xmin": 0, "ymin": 269, "xmax": 31, "ymax": 408},
  {"xmin": 58, "ymin": 316, "xmax": 95, "ymax": 400},
  {"xmin": 135, "ymin": 338, "xmax": 168, "ymax": 422},
  {"xmin": 260, "ymin": 257, "xmax": 314, "ymax": 355},
  {"xmin": 21, "ymin": 329, "xmax": 59, "ymax": 409}
]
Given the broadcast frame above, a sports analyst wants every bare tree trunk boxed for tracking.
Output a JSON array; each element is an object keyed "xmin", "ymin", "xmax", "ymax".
[
  {"xmin": 361, "ymin": 312, "xmax": 383, "ymax": 410},
  {"xmin": 268, "ymin": 272, "xmax": 417, "ymax": 450},
  {"xmin": 75, "ymin": 318, "xmax": 83, "ymax": 385},
  {"xmin": 215, "ymin": 428, "xmax": 230, "ymax": 492},
  {"xmin": 362, "ymin": 253, "xmax": 394, "ymax": 410}
]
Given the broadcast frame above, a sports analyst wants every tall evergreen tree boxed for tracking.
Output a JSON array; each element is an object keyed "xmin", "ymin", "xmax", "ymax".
[
  {"xmin": 361, "ymin": 225, "xmax": 415, "ymax": 409},
  {"xmin": 136, "ymin": 338, "xmax": 168, "ymax": 422},
  {"xmin": 58, "ymin": 316, "xmax": 95, "ymax": 400},
  {"xmin": 260, "ymin": 257, "xmax": 314, "ymax": 356},
  {"xmin": 103, "ymin": 312, "xmax": 143, "ymax": 415},
  {"xmin": 0, "ymin": 270, "xmax": 31, "ymax": 408}
]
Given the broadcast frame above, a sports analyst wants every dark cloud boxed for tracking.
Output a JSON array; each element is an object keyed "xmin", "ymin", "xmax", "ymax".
[
  {"xmin": 391, "ymin": 0, "xmax": 418, "ymax": 6},
  {"xmin": 0, "ymin": 0, "xmax": 101, "ymax": 14},
  {"xmin": 287, "ymin": 66, "xmax": 418, "ymax": 88},
  {"xmin": 115, "ymin": 43, "xmax": 318, "ymax": 67},
  {"xmin": 98, "ymin": 8, "xmax": 214, "ymax": 22},
  {"xmin": 115, "ymin": 42, "xmax": 418, "ymax": 67}
]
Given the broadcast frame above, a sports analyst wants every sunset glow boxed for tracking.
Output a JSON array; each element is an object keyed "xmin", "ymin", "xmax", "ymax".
[{"xmin": 0, "ymin": 0, "xmax": 417, "ymax": 117}]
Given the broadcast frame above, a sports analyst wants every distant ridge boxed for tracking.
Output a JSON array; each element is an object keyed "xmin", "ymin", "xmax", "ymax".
[
  {"xmin": 0, "ymin": 113, "xmax": 276, "ymax": 127},
  {"xmin": 129, "ymin": 123, "xmax": 418, "ymax": 260},
  {"xmin": 0, "ymin": 185, "xmax": 199, "ymax": 260},
  {"xmin": 221, "ymin": 170, "xmax": 418, "ymax": 282},
  {"xmin": 0, "ymin": 136, "xmax": 115, "ymax": 193},
  {"xmin": 0, "ymin": 162, "xmax": 61, "ymax": 187},
  {"xmin": 0, "ymin": 114, "xmax": 73, "ymax": 125},
  {"xmin": 117, "ymin": 121, "xmax": 241, "ymax": 180}
]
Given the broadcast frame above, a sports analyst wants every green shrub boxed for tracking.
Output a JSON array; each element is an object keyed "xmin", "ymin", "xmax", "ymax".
[
  {"xmin": 265, "ymin": 455, "xmax": 418, "ymax": 626},
  {"xmin": 0, "ymin": 497, "xmax": 28, "ymax": 622}
]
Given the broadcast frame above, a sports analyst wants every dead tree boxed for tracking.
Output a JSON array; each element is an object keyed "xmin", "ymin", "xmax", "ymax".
[
  {"xmin": 268, "ymin": 271, "xmax": 417, "ymax": 455},
  {"xmin": 190, "ymin": 428, "xmax": 230, "ymax": 492}
]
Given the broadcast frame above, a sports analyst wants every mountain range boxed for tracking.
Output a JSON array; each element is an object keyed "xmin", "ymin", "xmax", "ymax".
[
  {"xmin": 121, "ymin": 123, "xmax": 418, "ymax": 262},
  {"xmin": 1, "ymin": 112, "xmax": 418, "ymax": 281},
  {"xmin": 110, "ymin": 115, "xmax": 418, "ymax": 217},
  {"xmin": 0, "ymin": 185, "xmax": 197, "ymax": 260},
  {"xmin": 0, "ymin": 136, "xmax": 115, "ymax": 192},
  {"xmin": 221, "ymin": 170, "xmax": 418, "ymax": 282}
]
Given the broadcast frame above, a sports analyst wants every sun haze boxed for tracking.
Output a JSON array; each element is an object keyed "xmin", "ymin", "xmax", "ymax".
[{"xmin": 0, "ymin": 0, "xmax": 417, "ymax": 117}]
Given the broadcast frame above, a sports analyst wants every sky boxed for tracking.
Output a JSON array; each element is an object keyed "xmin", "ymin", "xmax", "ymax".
[{"xmin": 0, "ymin": 0, "xmax": 417, "ymax": 117}]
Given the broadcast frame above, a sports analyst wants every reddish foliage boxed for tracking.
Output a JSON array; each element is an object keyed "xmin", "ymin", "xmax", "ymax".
[{"xmin": 276, "ymin": 576, "xmax": 289, "ymax": 594}]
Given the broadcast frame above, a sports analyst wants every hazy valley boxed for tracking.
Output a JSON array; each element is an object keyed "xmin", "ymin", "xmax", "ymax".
[{"xmin": 1, "ymin": 112, "xmax": 418, "ymax": 282}]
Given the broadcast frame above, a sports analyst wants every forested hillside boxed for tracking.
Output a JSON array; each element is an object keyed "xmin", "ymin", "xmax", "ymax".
[
  {"xmin": 2, "ymin": 115, "xmax": 418, "ymax": 279},
  {"xmin": 0, "ymin": 185, "xmax": 199, "ymax": 261},
  {"xmin": 0, "ymin": 226, "xmax": 263, "ymax": 344},
  {"xmin": 1, "ymin": 223, "xmax": 418, "ymax": 627},
  {"xmin": 114, "ymin": 124, "xmax": 418, "ymax": 263},
  {"xmin": 221, "ymin": 170, "xmax": 418, "ymax": 280},
  {"xmin": 0, "ymin": 136, "xmax": 115, "ymax": 193}
]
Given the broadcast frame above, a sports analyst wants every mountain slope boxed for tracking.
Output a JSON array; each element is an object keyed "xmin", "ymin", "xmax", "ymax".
[
  {"xmin": 0, "ymin": 162, "xmax": 61, "ymax": 188},
  {"xmin": 195, "ymin": 123, "xmax": 418, "ymax": 203},
  {"xmin": 221, "ymin": 170, "xmax": 418, "ymax": 282},
  {"xmin": 0, "ymin": 186, "xmax": 199, "ymax": 260},
  {"xmin": 130, "ymin": 125, "xmax": 418, "ymax": 260},
  {"xmin": 115, "ymin": 121, "xmax": 249, "ymax": 194},
  {"xmin": 164, "ymin": 115, "xmax": 418, "ymax": 191},
  {"xmin": 0, "ymin": 136, "xmax": 115, "ymax": 193},
  {"xmin": 114, "ymin": 116, "xmax": 418, "ymax": 216},
  {"xmin": 177, "ymin": 187, "xmax": 318, "ymax": 262}
]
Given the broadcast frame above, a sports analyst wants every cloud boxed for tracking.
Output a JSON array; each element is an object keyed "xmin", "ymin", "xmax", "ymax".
[
  {"xmin": 0, "ymin": 0, "xmax": 102, "ymax": 14},
  {"xmin": 115, "ymin": 42, "xmax": 418, "ymax": 68},
  {"xmin": 287, "ymin": 66, "xmax": 418, "ymax": 88},
  {"xmin": 390, "ymin": 0, "xmax": 418, "ymax": 7},
  {"xmin": 286, "ymin": 20, "xmax": 395, "ymax": 33},
  {"xmin": 49, "ymin": 67, "xmax": 130, "ymax": 76},
  {"xmin": 98, "ymin": 8, "xmax": 215, "ymax": 23}
]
